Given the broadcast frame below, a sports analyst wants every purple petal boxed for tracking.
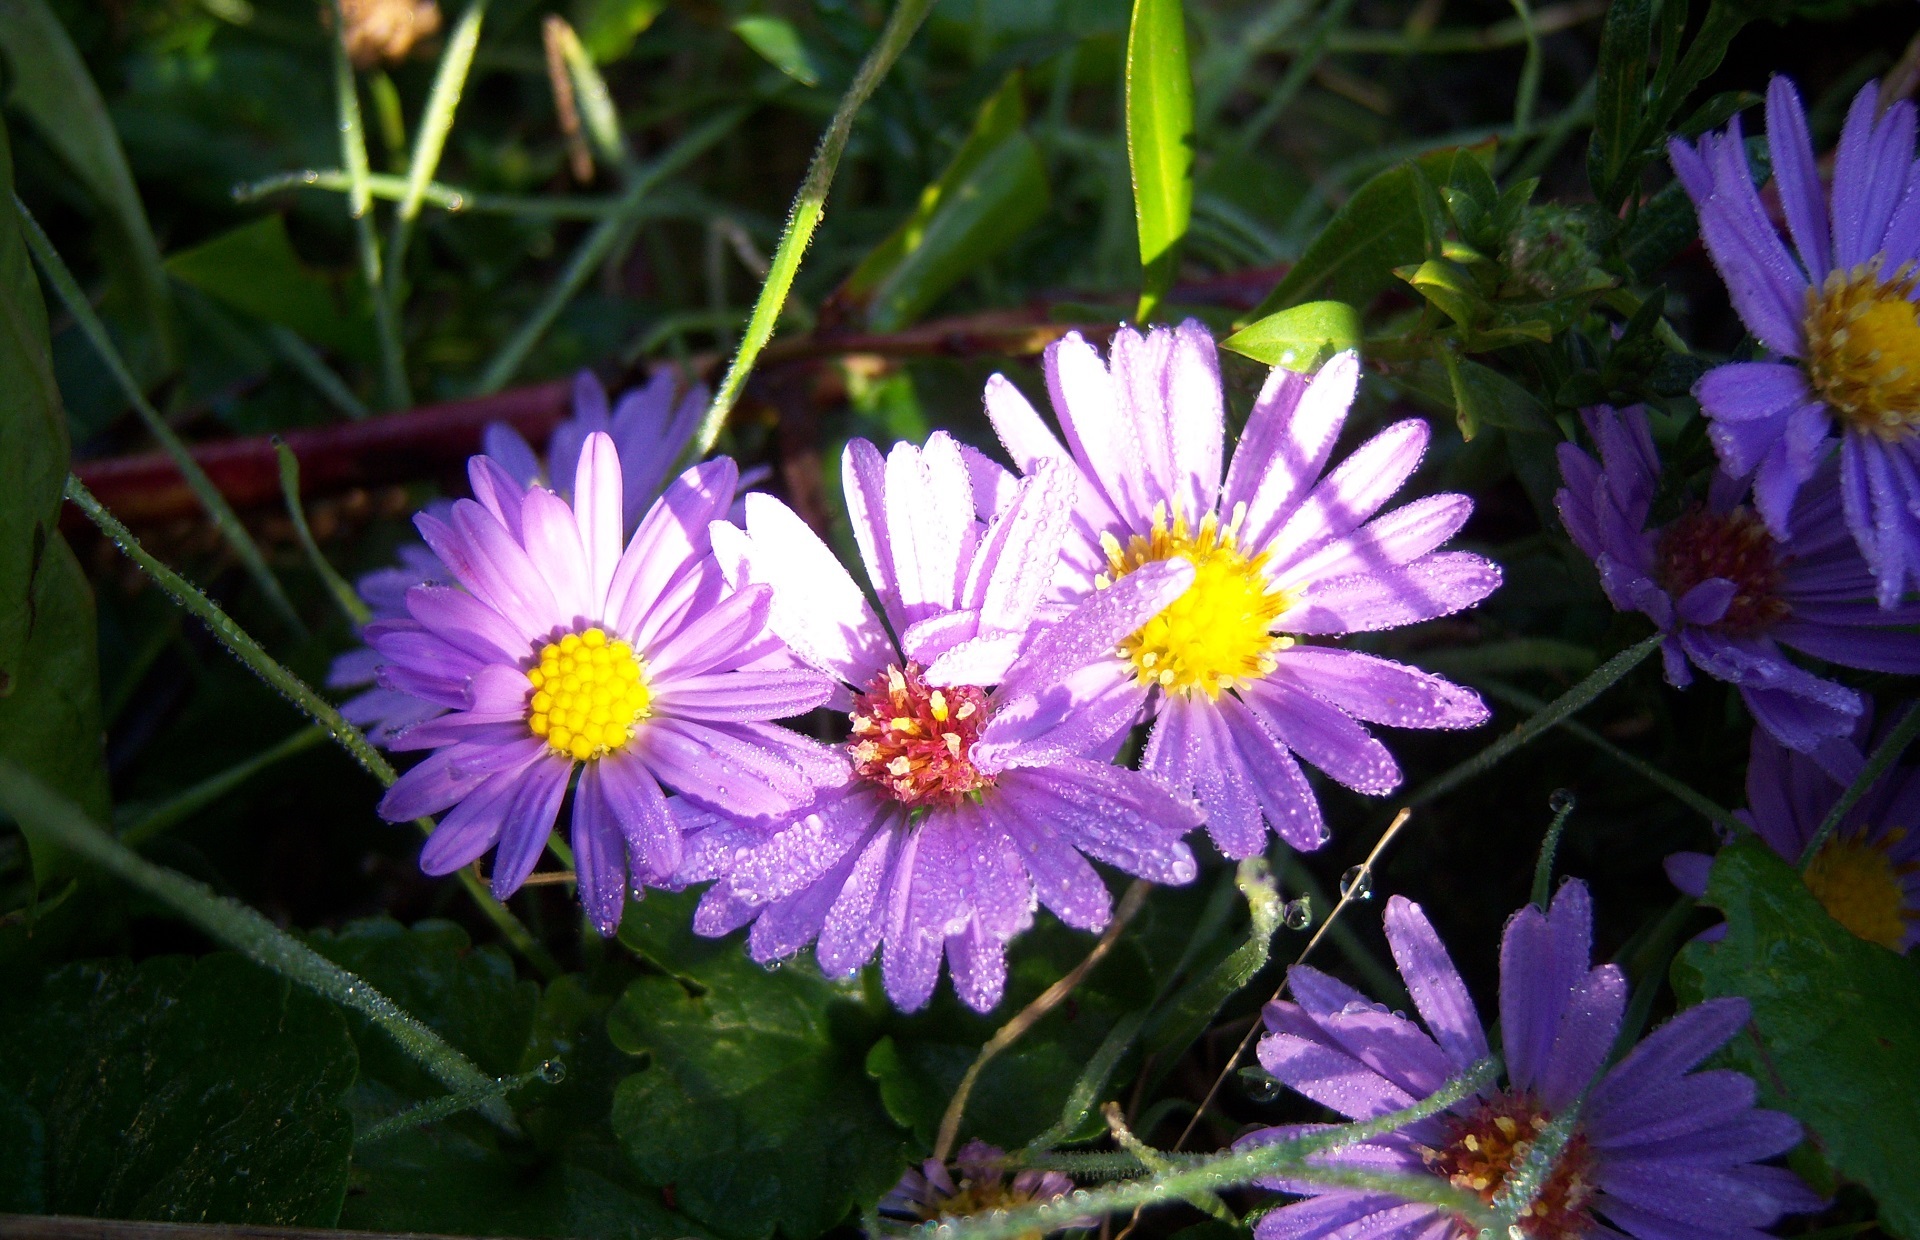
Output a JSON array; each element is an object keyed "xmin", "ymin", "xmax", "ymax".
[
  {"xmin": 574, "ymin": 431, "xmax": 625, "ymax": 611},
  {"xmin": 990, "ymin": 559, "xmax": 1193, "ymax": 713},
  {"xmin": 1256, "ymin": 1031, "xmax": 1416, "ymax": 1120},
  {"xmin": 1047, "ymin": 330, "xmax": 1153, "ymax": 530},
  {"xmin": 1831, "ymin": 84, "xmax": 1915, "ymax": 270},
  {"xmin": 1164, "ymin": 320, "xmax": 1225, "ymax": 519},
  {"xmin": 1588, "ymin": 997, "xmax": 1750, "ymax": 1137},
  {"xmin": 1263, "ymin": 420, "xmax": 1430, "ymax": 573},
  {"xmin": 733, "ymin": 492, "xmax": 894, "ymax": 685},
  {"xmin": 1765, "ymin": 76, "xmax": 1830, "ymax": 278},
  {"xmin": 572, "ymin": 763, "xmax": 631, "ymax": 935},
  {"xmin": 1218, "ymin": 693, "xmax": 1328, "ymax": 853},
  {"xmin": 1383, "ymin": 895, "xmax": 1489, "ymax": 1070},
  {"xmin": 1234, "ymin": 352, "xmax": 1359, "ymax": 551},
  {"xmin": 1283, "ymin": 552, "xmax": 1503, "ymax": 634},
  {"xmin": 482, "ymin": 424, "xmax": 543, "ymax": 487},
  {"xmin": 596, "ymin": 748, "xmax": 682, "ymax": 884},
  {"xmin": 1271, "ymin": 648, "xmax": 1489, "ymax": 730},
  {"xmin": 1271, "ymin": 493, "xmax": 1475, "ymax": 591},
  {"xmin": 1241, "ymin": 677, "xmax": 1401, "ymax": 794},
  {"xmin": 419, "ymin": 766, "xmax": 527, "ymax": 874}
]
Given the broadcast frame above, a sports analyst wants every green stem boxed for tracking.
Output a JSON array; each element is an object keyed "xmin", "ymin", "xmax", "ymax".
[
  {"xmin": 14, "ymin": 196, "xmax": 302, "ymax": 633},
  {"xmin": 387, "ymin": 0, "xmax": 490, "ymax": 298},
  {"xmin": 1505, "ymin": 0, "xmax": 1542, "ymax": 136},
  {"xmin": 236, "ymin": 170, "xmax": 640, "ymax": 219},
  {"xmin": 118, "ymin": 726, "xmax": 328, "ymax": 848},
  {"xmin": 1531, "ymin": 791, "xmax": 1575, "ymax": 910},
  {"xmin": 926, "ymin": 1060, "xmax": 1502, "ymax": 1240},
  {"xmin": 265, "ymin": 325, "xmax": 369, "ymax": 420},
  {"xmin": 1797, "ymin": 703, "xmax": 1920, "ymax": 868},
  {"xmin": 65, "ymin": 474, "xmax": 396, "ymax": 785},
  {"xmin": 275, "ymin": 440, "xmax": 372, "ymax": 628},
  {"xmin": 1476, "ymin": 678, "xmax": 1745, "ymax": 835},
  {"xmin": 1403, "ymin": 633, "xmax": 1664, "ymax": 811},
  {"xmin": 688, "ymin": 0, "xmax": 941, "ymax": 459},
  {"xmin": 0, "ymin": 760, "xmax": 518, "ymax": 1131},
  {"xmin": 471, "ymin": 106, "xmax": 747, "ymax": 396},
  {"xmin": 327, "ymin": 0, "xmax": 410, "ymax": 408},
  {"xmin": 357, "ymin": 1059, "xmax": 561, "ymax": 1145}
]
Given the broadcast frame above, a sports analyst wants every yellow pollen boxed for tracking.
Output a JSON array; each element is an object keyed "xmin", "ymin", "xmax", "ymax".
[
  {"xmin": 526, "ymin": 626, "xmax": 651, "ymax": 762},
  {"xmin": 1099, "ymin": 503, "xmax": 1294, "ymax": 700},
  {"xmin": 1805, "ymin": 262, "xmax": 1920, "ymax": 439},
  {"xmin": 1803, "ymin": 829, "xmax": 1916, "ymax": 951}
]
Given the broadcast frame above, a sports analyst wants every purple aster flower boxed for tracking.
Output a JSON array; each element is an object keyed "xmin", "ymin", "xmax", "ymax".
[
  {"xmin": 676, "ymin": 431, "xmax": 1203, "ymax": 1012},
  {"xmin": 329, "ymin": 368, "xmax": 718, "ymax": 743},
  {"xmin": 1556, "ymin": 402, "xmax": 1920, "ymax": 765},
  {"xmin": 980, "ymin": 324, "xmax": 1498, "ymax": 859},
  {"xmin": 1241, "ymin": 881, "xmax": 1820, "ymax": 1240},
  {"xmin": 370, "ymin": 431, "xmax": 837, "ymax": 934},
  {"xmin": 880, "ymin": 1140, "xmax": 1076, "ymax": 1232},
  {"xmin": 1670, "ymin": 77, "xmax": 1920, "ymax": 607},
  {"xmin": 1668, "ymin": 716, "xmax": 1920, "ymax": 952}
]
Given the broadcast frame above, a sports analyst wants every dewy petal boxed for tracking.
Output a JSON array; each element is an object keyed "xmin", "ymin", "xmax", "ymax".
[
  {"xmin": 489, "ymin": 755, "xmax": 572, "ymax": 899},
  {"xmin": 1256, "ymin": 1031, "xmax": 1416, "ymax": 1121},
  {"xmin": 1498, "ymin": 879, "xmax": 1594, "ymax": 1097},
  {"xmin": 419, "ymin": 765, "xmax": 528, "ymax": 874},
  {"xmin": 1587, "ymin": 997, "xmax": 1751, "ymax": 1141},
  {"xmin": 842, "ymin": 437, "xmax": 898, "ymax": 619},
  {"xmin": 1046, "ymin": 330, "xmax": 1153, "ymax": 529},
  {"xmin": 597, "ymin": 748, "xmax": 681, "ymax": 884},
  {"xmin": 1270, "ymin": 494, "xmax": 1475, "ymax": 593},
  {"xmin": 1830, "ymin": 83, "xmax": 1915, "ymax": 271},
  {"xmin": 1383, "ymin": 895, "xmax": 1490, "ymax": 1070},
  {"xmin": 605, "ymin": 458, "xmax": 739, "ymax": 639},
  {"xmin": 1263, "ymin": 420, "xmax": 1431, "ymax": 574},
  {"xmin": 990, "ymin": 558, "xmax": 1193, "ymax": 712},
  {"xmin": 404, "ymin": 585, "xmax": 528, "ymax": 665},
  {"xmin": 885, "ymin": 433, "xmax": 977, "ymax": 629},
  {"xmin": 519, "ymin": 486, "xmax": 594, "ymax": 624},
  {"xmin": 1234, "ymin": 352, "xmax": 1359, "ymax": 551},
  {"xmin": 1694, "ymin": 120, "xmax": 1814, "ymax": 355},
  {"xmin": 1218, "ymin": 693, "xmax": 1329, "ymax": 853},
  {"xmin": 1270, "ymin": 648, "xmax": 1489, "ymax": 730},
  {"xmin": 1164, "ymin": 320, "xmax": 1225, "ymax": 519},
  {"xmin": 733, "ymin": 492, "xmax": 895, "ymax": 684},
  {"xmin": 1536, "ymin": 964, "xmax": 1627, "ymax": 1111},
  {"xmin": 1107, "ymin": 325, "xmax": 1177, "ymax": 511},
  {"xmin": 1764, "ymin": 76, "xmax": 1831, "ymax": 279},
  {"xmin": 573, "ymin": 430, "xmax": 625, "ymax": 613},
  {"xmin": 968, "ymin": 457, "xmax": 1075, "ymax": 632},
  {"xmin": 572, "ymin": 762, "xmax": 631, "ymax": 935},
  {"xmin": 1240, "ymin": 677, "xmax": 1401, "ymax": 795},
  {"xmin": 1283, "ymin": 552, "xmax": 1503, "ymax": 635},
  {"xmin": 1288, "ymin": 964, "xmax": 1456, "ymax": 1097}
]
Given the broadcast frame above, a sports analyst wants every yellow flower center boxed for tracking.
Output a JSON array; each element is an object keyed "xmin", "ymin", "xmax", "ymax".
[
  {"xmin": 525, "ymin": 626, "xmax": 651, "ymax": 762},
  {"xmin": 1099, "ymin": 503, "xmax": 1293, "ymax": 700},
  {"xmin": 1805, "ymin": 262, "xmax": 1920, "ymax": 439},
  {"xmin": 1802, "ymin": 829, "xmax": 1915, "ymax": 952}
]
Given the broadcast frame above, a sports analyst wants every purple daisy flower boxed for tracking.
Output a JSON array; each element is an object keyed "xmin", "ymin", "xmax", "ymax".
[
  {"xmin": 1241, "ymin": 881, "xmax": 1820, "ymax": 1240},
  {"xmin": 981, "ymin": 324, "xmax": 1498, "ymax": 859},
  {"xmin": 881, "ymin": 1140, "xmax": 1076, "ymax": 1230},
  {"xmin": 1670, "ymin": 77, "xmax": 1920, "ymax": 607},
  {"xmin": 329, "ymin": 368, "xmax": 718, "ymax": 743},
  {"xmin": 677, "ymin": 431, "xmax": 1203, "ymax": 1012},
  {"xmin": 1668, "ymin": 716, "xmax": 1920, "ymax": 952},
  {"xmin": 370, "ymin": 431, "xmax": 837, "ymax": 934},
  {"xmin": 1556, "ymin": 402, "xmax": 1920, "ymax": 764}
]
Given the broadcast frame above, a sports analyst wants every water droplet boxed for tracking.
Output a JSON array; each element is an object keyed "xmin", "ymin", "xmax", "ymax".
[
  {"xmin": 1548, "ymin": 788, "xmax": 1576, "ymax": 815},
  {"xmin": 1281, "ymin": 896, "xmax": 1312, "ymax": 930},
  {"xmin": 1338, "ymin": 865, "xmax": 1374, "ymax": 901},
  {"xmin": 538, "ymin": 1058, "xmax": 567, "ymax": 1084},
  {"xmin": 1238, "ymin": 1066, "xmax": 1283, "ymax": 1102}
]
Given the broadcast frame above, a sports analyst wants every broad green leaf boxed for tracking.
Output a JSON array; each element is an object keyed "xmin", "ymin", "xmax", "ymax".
[
  {"xmin": 1125, "ymin": 0, "xmax": 1193, "ymax": 322},
  {"xmin": 0, "ymin": 537, "xmax": 109, "ymax": 882},
  {"xmin": 0, "ymin": 0, "xmax": 172, "ymax": 367},
  {"xmin": 1586, "ymin": 0, "xmax": 1653, "ymax": 209},
  {"xmin": 1398, "ymin": 258, "xmax": 1485, "ymax": 330},
  {"xmin": 866, "ymin": 134, "xmax": 1047, "ymax": 330},
  {"xmin": 1220, "ymin": 300, "xmax": 1359, "ymax": 371},
  {"xmin": 165, "ymin": 216, "xmax": 377, "ymax": 362},
  {"xmin": 0, "ymin": 954, "xmax": 357, "ymax": 1225},
  {"xmin": 838, "ymin": 74, "xmax": 1048, "ymax": 330},
  {"xmin": 572, "ymin": 0, "xmax": 668, "ymax": 62},
  {"xmin": 731, "ymin": 16, "xmax": 822, "ymax": 87},
  {"xmin": 609, "ymin": 891, "xmax": 909, "ymax": 1240},
  {"xmin": 1247, "ymin": 146, "xmax": 1492, "ymax": 319},
  {"xmin": 1680, "ymin": 838, "xmax": 1920, "ymax": 1238}
]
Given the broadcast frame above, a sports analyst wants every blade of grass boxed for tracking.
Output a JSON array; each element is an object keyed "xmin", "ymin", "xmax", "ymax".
[
  {"xmin": 1798, "ymin": 702, "xmax": 1920, "ymax": 868},
  {"xmin": 1227, "ymin": 0, "xmax": 1361, "ymax": 156},
  {"xmin": 236, "ymin": 170, "xmax": 684, "ymax": 220},
  {"xmin": 549, "ymin": 16, "xmax": 635, "ymax": 175},
  {"xmin": 0, "ymin": 759, "xmax": 518, "ymax": 1131},
  {"xmin": 275, "ymin": 440, "xmax": 372, "ymax": 628},
  {"xmin": 326, "ymin": 0, "xmax": 410, "ymax": 409},
  {"xmin": 386, "ymin": 0, "xmax": 490, "ymax": 296},
  {"xmin": 14, "ymin": 195, "xmax": 302, "ymax": 633},
  {"xmin": 472, "ymin": 105, "xmax": 748, "ymax": 396},
  {"xmin": 63, "ymin": 473, "xmax": 561, "ymax": 979},
  {"xmin": 357, "ymin": 1059, "xmax": 561, "ymax": 1145},
  {"xmin": 265, "ymin": 324, "xmax": 370, "ymax": 420},
  {"xmin": 1125, "ymin": 0, "xmax": 1195, "ymax": 322},
  {"xmin": 688, "ymin": 0, "xmax": 941, "ymax": 459},
  {"xmin": 117, "ymin": 725, "xmax": 328, "ymax": 847}
]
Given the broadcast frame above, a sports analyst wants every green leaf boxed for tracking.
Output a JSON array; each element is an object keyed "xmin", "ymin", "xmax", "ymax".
[
  {"xmin": 1398, "ymin": 257, "xmax": 1485, "ymax": 330},
  {"xmin": 1140, "ymin": 859, "xmax": 1282, "ymax": 1067},
  {"xmin": 608, "ymin": 891, "xmax": 909, "ymax": 1240},
  {"xmin": 731, "ymin": 16, "xmax": 822, "ymax": 87},
  {"xmin": 1220, "ymin": 300, "xmax": 1359, "ymax": 370},
  {"xmin": 0, "ymin": 0, "xmax": 173, "ymax": 368},
  {"xmin": 165, "ymin": 216, "xmax": 377, "ymax": 362},
  {"xmin": 1587, "ymin": 0, "xmax": 1653, "ymax": 209},
  {"xmin": 0, "ymin": 537, "xmax": 109, "ymax": 881},
  {"xmin": 1247, "ymin": 146, "xmax": 1491, "ymax": 319},
  {"xmin": 0, "ymin": 125, "xmax": 65, "ymax": 697},
  {"xmin": 1125, "ymin": 0, "xmax": 1194, "ymax": 322},
  {"xmin": 1680, "ymin": 838, "xmax": 1920, "ymax": 1238},
  {"xmin": 572, "ymin": 0, "xmax": 668, "ymax": 62},
  {"xmin": 1432, "ymin": 352, "xmax": 1552, "ymax": 440},
  {"xmin": 0, "ymin": 954, "xmax": 357, "ymax": 1225}
]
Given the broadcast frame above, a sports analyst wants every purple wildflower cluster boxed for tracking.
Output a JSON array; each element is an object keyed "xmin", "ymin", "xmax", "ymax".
[{"xmin": 344, "ymin": 327, "xmax": 1500, "ymax": 1010}]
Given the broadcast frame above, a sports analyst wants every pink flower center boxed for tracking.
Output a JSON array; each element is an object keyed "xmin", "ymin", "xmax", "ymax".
[
  {"xmin": 1421, "ymin": 1092, "xmax": 1597, "ymax": 1239},
  {"xmin": 848, "ymin": 663, "xmax": 992, "ymax": 808},
  {"xmin": 1654, "ymin": 506, "xmax": 1789, "ymax": 634}
]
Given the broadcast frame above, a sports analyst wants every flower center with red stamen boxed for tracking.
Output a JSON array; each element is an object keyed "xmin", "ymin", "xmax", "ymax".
[
  {"xmin": 849, "ymin": 663, "xmax": 992, "ymax": 808},
  {"xmin": 1421, "ymin": 1092, "xmax": 1596, "ymax": 1239},
  {"xmin": 1805, "ymin": 262, "xmax": 1920, "ymax": 440},
  {"xmin": 1804, "ymin": 828, "xmax": 1917, "ymax": 951},
  {"xmin": 1654, "ymin": 506, "xmax": 1790, "ymax": 634}
]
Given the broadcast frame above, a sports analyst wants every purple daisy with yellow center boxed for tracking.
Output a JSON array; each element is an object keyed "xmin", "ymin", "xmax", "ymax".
[
  {"xmin": 1671, "ymin": 77, "xmax": 1920, "ymax": 606},
  {"xmin": 1555, "ymin": 402, "xmax": 1920, "ymax": 764},
  {"xmin": 1668, "ymin": 717, "xmax": 1920, "ymax": 953},
  {"xmin": 982, "ymin": 323, "xmax": 1498, "ymax": 858},
  {"xmin": 676, "ymin": 432, "xmax": 1202, "ymax": 1012},
  {"xmin": 1240, "ymin": 882, "xmax": 1819, "ymax": 1240},
  {"xmin": 370, "ymin": 431, "xmax": 836, "ymax": 934}
]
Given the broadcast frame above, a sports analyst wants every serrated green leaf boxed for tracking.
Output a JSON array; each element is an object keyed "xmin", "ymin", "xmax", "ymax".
[
  {"xmin": 1587, "ymin": 0, "xmax": 1653, "ymax": 208},
  {"xmin": 165, "ymin": 216, "xmax": 376, "ymax": 362},
  {"xmin": 1125, "ymin": 0, "xmax": 1193, "ymax": 322},
  {"xmin": 1682, "ymin": 838, "xmax": 1920, "ymax": 1239},
  {"xmin": 0, "ymin": 954, "xmax": 357, "ymax": 1225},
  {"xmin": 0, "ymin": 0, "xmax": 172, "ymax": 369},
  {"xmin": 608, "ymin": 892, "xmax": 908, "ymax": 1240},
  {"xmin": 1220, "ymin": 300, "xmax": 1359, "ymax": 370},
  {"xmin": 731, "ymin": 16, "xmax": 822, "ymax": 87}
]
